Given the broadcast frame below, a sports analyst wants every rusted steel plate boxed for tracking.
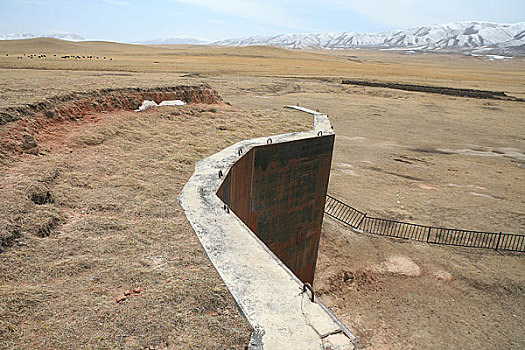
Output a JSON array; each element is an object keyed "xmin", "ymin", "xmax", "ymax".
[{"xmin": 217, "ymin": 135, "xmax": 334, "ymax": 284}]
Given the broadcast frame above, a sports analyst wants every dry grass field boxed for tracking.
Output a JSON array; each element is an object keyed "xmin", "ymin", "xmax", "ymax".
[
  {"xmin": 0, "ymin": 38, "xmax": 524, "ymax": 349},
  {"xmin": 0, "ymin": 100, "xmax": 310, "ymax": 349}
]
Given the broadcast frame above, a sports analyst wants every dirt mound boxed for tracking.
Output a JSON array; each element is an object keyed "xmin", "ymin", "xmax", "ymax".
[
  {"xmin": 318, "ymin": 270, "xmax": 383, "ymax": 296},
  {"xmin": 369, "ymin": 256, "xmax": 422, "ymax": 277},
  {"xmin": 0, "ymin": 84, "xmax": 223, "ymax": 163},
  {"xmin": 342, "ymin": 79, "xmax": 524, "ymax": 101},
  {"xmin": 317, "ymin": 256, "xmax": 421, "ymax": 297}
]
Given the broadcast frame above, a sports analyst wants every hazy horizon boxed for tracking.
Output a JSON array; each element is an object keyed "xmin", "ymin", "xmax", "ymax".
[{"xmin": 1, "ymin": 0, "xmax": 524, "ymax": 42}]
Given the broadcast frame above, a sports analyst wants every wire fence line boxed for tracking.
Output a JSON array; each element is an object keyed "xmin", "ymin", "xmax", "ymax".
[{"xmin": 324, "ymin": 194, "xmax": 524, "ymax": 253}]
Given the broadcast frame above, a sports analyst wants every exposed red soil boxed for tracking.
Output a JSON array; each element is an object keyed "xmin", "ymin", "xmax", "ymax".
[{"xmin": 0, "ymin": 85, "xmax": 223, "ymax": 163}]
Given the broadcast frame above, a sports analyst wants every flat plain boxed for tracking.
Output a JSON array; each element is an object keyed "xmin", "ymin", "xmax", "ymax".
[{"xmin": 0, "ymin": 38, "xmax": 524, "ymax": 349}]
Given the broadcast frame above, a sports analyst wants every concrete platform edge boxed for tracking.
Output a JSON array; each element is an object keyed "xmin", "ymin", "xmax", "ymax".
[{"xmin": 178, "ymin": 106, "xmax": 357, "ymax": 349}]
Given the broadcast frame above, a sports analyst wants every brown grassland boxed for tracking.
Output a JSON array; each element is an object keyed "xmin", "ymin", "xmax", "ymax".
[{"xmin": 0, "ymin": 38, "xmax": 524, "ymax": 349}]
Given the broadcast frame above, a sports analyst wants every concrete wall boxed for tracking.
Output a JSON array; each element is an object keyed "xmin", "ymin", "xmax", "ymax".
[
  {"xmin": 178, "ymin": 106, "xmax": 356, "ymax": 349},
  {"xmin": 217, "ymin": 135, "xmax": 334, "ymax": 284}
]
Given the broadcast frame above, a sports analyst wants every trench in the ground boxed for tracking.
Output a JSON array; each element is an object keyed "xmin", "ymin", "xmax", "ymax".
[{"xmin": 0, "ymin": 84, "xmax": 223, "ymax": 161}]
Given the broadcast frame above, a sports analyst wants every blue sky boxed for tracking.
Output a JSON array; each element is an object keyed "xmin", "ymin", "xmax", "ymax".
[{"xmin": 0, "ymin": 0, "xmax": 523, "ymax": 42}]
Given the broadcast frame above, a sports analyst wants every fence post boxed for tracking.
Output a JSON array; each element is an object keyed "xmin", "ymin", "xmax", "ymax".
[
  {"xmin": 495, "ymin": 232, "xmax": 502, "ymax": 251},
  {"xmin": 356, "ymin": 213, "xmax": 367, "ymax": 229},
  {"xmin": 426, "ymin": 227, "xmax": 432, "ymax": 244}
]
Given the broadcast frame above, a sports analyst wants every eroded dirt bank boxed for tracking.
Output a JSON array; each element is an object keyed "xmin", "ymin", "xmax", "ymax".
[{"xmin": 0, "ymin": 84, "xmax": 222, "ymax": 162}]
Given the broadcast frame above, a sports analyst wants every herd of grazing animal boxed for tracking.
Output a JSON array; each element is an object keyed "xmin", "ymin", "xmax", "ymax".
[{"xmin": 6, "ymin": 53, "xmax": 113, "ymax": 60}]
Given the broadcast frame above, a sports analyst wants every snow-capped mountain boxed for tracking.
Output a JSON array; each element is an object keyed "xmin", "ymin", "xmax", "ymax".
[
  {"xmin": 0, "ymin": 32, "xmax": 84, "ymax": 41},
  {"xmin": 215, "ymin": 22, "xmax": 525, "ymax": 55}
]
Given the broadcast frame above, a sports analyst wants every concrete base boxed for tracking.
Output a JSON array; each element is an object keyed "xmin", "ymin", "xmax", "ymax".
[{"xmin": 178, "ymin": 106, "xmax": 357, "ymax": 349}]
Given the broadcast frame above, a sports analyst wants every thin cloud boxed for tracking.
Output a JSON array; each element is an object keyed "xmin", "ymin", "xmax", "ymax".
[
  {"xmin": 8, "ymin": 0, "xmax": 54, "ymax": 6},
  {"xmin": 101, "ymin": 0, "xmax": 132, "ymax": 7},
  {"xmin": 170, "ymin": 0, "xmax": 303, "ymax": 30},
  {"xmin": 326, "ymin": 0, "xmax": 524, "ymax": 30}
]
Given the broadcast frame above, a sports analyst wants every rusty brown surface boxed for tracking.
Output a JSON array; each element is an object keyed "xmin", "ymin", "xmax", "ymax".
[{"xmin": 217, "ymin": 135, "xmax": 334, "ymax": 284}]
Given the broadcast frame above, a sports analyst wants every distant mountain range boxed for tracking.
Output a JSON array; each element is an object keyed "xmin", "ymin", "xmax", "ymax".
[
  {"xmin": 215, "ymin": 22, "xmax": 525, "ymax": 55},
  {"xmin": 0, "ymin": 32, "xmax": 206, "ymax": 46},
  {"xmin": 2, "ymin": 22, "xmax": 524, "ymax": 55},
  {"xmin": 0, "ymin": 32, "xmax": 84, "ymax": 42},
  {"xmin": 134, "ymin": 37, "xmax": 207, "ymax": 45}
]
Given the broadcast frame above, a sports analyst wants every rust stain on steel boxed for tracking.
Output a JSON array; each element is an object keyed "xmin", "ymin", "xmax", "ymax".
[{"xmin": 217, "ymin": 135, "xmax": 334, "ymax": 284}]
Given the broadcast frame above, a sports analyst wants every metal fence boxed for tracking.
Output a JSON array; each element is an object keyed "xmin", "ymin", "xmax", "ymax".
[{"xmin": 324, "ymin": 194, "xmax": 524, "ymax": 252}]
